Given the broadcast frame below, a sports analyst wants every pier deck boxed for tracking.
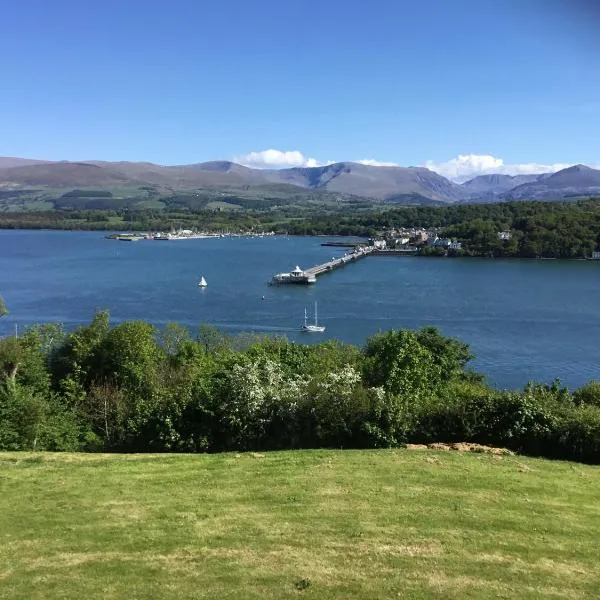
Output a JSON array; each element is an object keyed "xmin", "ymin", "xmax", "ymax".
[
  {"xmin": 271, "ymin": 245, "xmax": 420, "ymax": 285},
  {"xmin": 270, "ymin": 246, "xmax": 374, "ymax": 284},
  {"xmin": 304, "ymin": 246, "xmax": 375, "ymax": 277}
]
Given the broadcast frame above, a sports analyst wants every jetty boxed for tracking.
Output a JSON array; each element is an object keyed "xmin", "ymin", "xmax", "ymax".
[
  {"xmin": 270, "ymin": 246, "xmax": 374, "ymax": 285},
  {"xmin": 320, "ymin": 241, "xmax": 362, "ymax": 248}
]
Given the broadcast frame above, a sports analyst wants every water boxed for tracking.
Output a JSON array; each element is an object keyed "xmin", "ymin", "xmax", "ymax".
[{"xmin": 1, "ymin": 230, "xmax": 599, "ymax": 389}]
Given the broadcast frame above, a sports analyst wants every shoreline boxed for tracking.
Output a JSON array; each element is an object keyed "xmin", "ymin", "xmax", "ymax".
[{"xmin": 0, "ymin": 227, "xmax": 598, "ymax": 261}]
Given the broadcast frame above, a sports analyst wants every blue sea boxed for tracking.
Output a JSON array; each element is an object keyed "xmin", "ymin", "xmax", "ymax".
[{"xmin": 1, "ymin": 230, "xmax": 599, "ymax": 390}]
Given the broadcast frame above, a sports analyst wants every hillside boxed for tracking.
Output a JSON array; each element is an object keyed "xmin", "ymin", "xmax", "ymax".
[
  {"xmin": 503, "ymin": 165, "xmax": 600, "ymax": 200},
  {"xmin": 1, "ymin": 157, "xmax": 600, "ymax": 208},
  {"xmin": 461, "ymin": 173, "xmax": 543, "ymax": 197},
  {"xmin": 0, "ymin": 157, "xmax": 51, "ymax": 169},
  {"xmin": 1, "ymin": 450, "xmax": 598, "ymax": 600},
  {"xmin": 266, "ymin": 162, "xmax": 468, "ymax": 202},
  {"xmin": 0, "ymin": 158, "xmax": 469, "ymax": 205}
]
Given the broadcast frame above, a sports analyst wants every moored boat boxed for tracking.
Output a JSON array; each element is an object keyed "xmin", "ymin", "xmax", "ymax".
[{"xmin": 301, "ymin": 302, "xmax": 325, "ymax": 333}]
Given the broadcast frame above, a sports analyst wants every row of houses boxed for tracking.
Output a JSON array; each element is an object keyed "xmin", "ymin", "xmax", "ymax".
[
  {"xmin": 370, "ymin": 234, "xmax": 462, "ymax": 251},
  {"xmin": 428, "ymin": 237, "xmax": 462, "ymax": 250}
]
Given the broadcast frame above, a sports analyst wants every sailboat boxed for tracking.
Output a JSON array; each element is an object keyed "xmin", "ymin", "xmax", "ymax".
[
  {"xmin": 198, "ymin": 276, "xmax": 207, "ymax": 287},
  {"xmin": 301, "ymin": 301, "xmax": 325, "ymax": 333}
]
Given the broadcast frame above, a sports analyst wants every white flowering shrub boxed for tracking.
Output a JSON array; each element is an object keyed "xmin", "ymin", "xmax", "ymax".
[{"xmin": 217, "ymin": 356, "xmax": 310, "ymax": 449}]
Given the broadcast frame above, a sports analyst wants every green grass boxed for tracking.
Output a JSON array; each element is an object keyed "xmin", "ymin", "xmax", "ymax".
[
  {"xmin": 133, "ymin": 199, "xmax": 166, "ymax": 210},
  {"xmin": 205, "ymin": 200, "xmax": 243, "ymax": 210},
  {"xmin": 0, "ymin": 200, "xmax": 55, "ymax": 212},
  {"xmin": 0, "ymin": 450, "xmax": 599, "ymax": 599}
]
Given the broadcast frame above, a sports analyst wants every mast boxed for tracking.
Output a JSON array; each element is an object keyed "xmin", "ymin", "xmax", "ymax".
[
  {"xmin": 304, "ymin": 308, "xmax": 308, "ymax": 327},
  {"xmin": 314, "ymin": 301, "xmax": 318, "ymax": 326}
]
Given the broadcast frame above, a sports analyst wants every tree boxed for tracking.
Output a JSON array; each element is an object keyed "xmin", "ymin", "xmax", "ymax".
[
  {"xmin": 94, "ymin": 321, "xmax": 163, "ymax": 395},
  {"xmin": 0, "ymin": 294, "xmax": 8, "ymax": 318},
  {"xmin": 362, "ymin": 330, "xmax": 442, "ymax": 397},
  {"xmin": 573, "ymin": 381, "xmax": 600, "ymax": 408},
  {"xmin": 415, "ymin": 327, "xmax": 474, "ymax": 382},
  {"xmin": 50, "ymin": 310, "xmax": 111, "ymax": 389},
  {"xmin": 0, "ymin": 337, "xmax": 23, "ymax": 387}
]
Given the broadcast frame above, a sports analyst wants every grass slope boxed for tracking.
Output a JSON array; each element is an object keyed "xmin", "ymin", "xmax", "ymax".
[{"xmin": 1, "ymin": 450, "xmax": 599, "ymax": 599}]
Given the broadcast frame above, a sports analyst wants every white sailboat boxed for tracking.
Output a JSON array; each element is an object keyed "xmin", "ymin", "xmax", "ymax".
[
  {"xmin": 301, "ymin": 301, "xmax": 325, "ymax": 333},
  {"xmin": 198, "ymin": 276, "xmax": 207, "ymax": 287}
]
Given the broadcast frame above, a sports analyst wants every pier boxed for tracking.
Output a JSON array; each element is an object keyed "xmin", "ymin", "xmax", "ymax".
[
  {"xmin": 271, "ymin": 246, "xmax": 374, "ymax": 285},
  {"xmin": 305, "ymin": 246, "xmax": 375, "ymax": 276}
]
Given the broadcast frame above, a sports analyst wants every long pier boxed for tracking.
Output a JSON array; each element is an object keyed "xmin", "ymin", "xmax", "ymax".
[
  {"xmin": 270, "ymin": 244, "xmax": 421, "ymax": 285},
  {"xmin": 270, "ymin": 246, "xmax": 375, "ymax": 285},
  {"xmin": 305, "ymin": 246, "xmax": 375, "ymax": 276}
]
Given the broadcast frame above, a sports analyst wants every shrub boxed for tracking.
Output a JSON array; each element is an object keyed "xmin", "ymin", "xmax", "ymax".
[
  {"xmin": 573, "ymin": 381, "xmax": 600, "ymax": 408},
  {"xmin": 550, "ymin": 404, "xmax": 600, "ymax": 463}
]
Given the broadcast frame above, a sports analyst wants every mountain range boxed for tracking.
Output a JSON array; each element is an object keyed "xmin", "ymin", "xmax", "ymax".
[{"xmin": 1, "ymin": 157, "xmax": 599, "ymax": 206}]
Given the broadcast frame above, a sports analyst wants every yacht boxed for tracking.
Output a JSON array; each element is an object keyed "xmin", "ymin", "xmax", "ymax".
[
  {"xmin": 198, "ymin": 276, "xmax": 207, "ymax": 287},
  {"xmin": 301, "ymin": 302, "xmax": 325, "ymax": 333}
]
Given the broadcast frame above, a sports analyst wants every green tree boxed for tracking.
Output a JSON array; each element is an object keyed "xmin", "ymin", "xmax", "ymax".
[
  {"xmin": 0, "ymin": 294, "xmax": 7, "ymax": 318},
  {"xmin": 362, "ymin": 330, "xmax": 442, "ymax": 397},
  {"xmin": 415, "ymin": 327, "xmax": 474, "ymax": 382},
  {"xmin": 50, "ymin": 310, "xmax": 111, "ymax": 390},
  {"xmin": 573, "ymin": 382, "xmax": 600, "ymax": 408},
  {"xmin": 0, "ymin": 337, "xmax": 23, "ymax": 388}
]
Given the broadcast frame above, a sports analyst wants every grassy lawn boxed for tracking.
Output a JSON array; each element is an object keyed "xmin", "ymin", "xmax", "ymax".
[
  {"xmin": 132, "ymin": 199, "xmax": 166, "ymax": 210},
  {"xmin": 205, "ymin": 200, "xmax": 243, "ymax": 210},
  {"xmin": 0, "ymin": 449, "xmax": 598, "ymax": 599}
]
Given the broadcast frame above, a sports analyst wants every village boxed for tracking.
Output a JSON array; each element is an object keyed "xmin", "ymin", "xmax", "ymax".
[{"xmin": 369, "ymin": 226, "xmax": 515, "ymax": 254}]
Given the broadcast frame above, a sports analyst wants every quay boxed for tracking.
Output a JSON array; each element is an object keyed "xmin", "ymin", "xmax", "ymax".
[
  {"xmin": 270, "ymin": 246, "xmax": 375, "ymax": 285},
  {"xmin": 371, "ymin": 248, "xmax": 418, "ymax": 256},
  {"xmin": 320, "ymin": 241, "xmax": 362, "ymax": 248}
]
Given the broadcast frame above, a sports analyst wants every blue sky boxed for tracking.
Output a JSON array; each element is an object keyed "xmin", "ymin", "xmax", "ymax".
[{"xmin": 1, "ymin": 0, "xmax": 599, "ymax": 179}]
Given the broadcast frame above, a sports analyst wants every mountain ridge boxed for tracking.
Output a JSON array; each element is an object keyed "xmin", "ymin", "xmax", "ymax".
[{"xmin": 1, "ymin": 157, "xmax": 599, "ymax": 205}]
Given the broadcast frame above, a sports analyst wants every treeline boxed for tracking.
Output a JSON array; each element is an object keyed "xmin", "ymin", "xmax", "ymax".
[
  {"xmin": 60, "ymin": 190, "xmax": 114, "ymax": 198},
  {"xmin": 2, "ymin": 198, "xmax": 600, "ymax": 258},
  {"xmin": 289, "ymin": 198, "xmax": 600, "ymax": 257},
  {"xmin": 1, "ymin": 313, "xmax": 599, "ymax": 462},
  {"xmin": 0, "ymin": 209, "xmax": 272, "ymax": 233}
]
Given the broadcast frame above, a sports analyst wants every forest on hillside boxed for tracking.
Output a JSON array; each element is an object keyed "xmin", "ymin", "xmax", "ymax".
[{"xmin": 1, "ymin": 198, "xmax": 600, "ymax": 258}]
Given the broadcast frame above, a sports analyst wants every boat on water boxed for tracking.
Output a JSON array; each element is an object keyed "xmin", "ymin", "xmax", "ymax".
[
  {"xmin": 198, "ymin": 276, "xmax": 207, "ymax": 287},
  {"xmin": 271, "ymin": 265, "xmax": 316, "ymax": 285},
  {"xmin": 301, "ymin": 302, "xmax": 325, "ymax": 333}
]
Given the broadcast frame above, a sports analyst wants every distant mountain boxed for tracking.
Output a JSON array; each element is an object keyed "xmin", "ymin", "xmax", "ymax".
[
  {"xmin": 262, "ymin": 162, "xmax": 468, "ymax": 202},
  {"xmin": 0, "ymin": 157, "xmax": 51, "ymax": 169},
  {"xmin": 461, "ymin": 173, "xmax": 544, "ymax": 197},
  {"xmin": 0, "ymin": 158, "xmax": 469, "ymax": 203},
  {"xmin": 0, "ymin": 162, "xmax": 133, "ymax": 187},
  {"xmin": 1, "ymin": 157, "xmax": 598, "ymax": 206},
  {"xmin": 502, "ymin": 165, "xmax": 600, "ymax": 200}
]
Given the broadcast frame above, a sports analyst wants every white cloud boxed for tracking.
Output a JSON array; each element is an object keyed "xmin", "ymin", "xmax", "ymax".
[
  {"xmin": 355, "ymin": 159, "xmax": 399, "ymax": 167},
  {"xmin": 423, "ymin": 154, "xmax": 578, "ymax": 182},
  {"xmin": 234, "ymin": 149, "xmax": 401, "ymax": 170},
  {"xmin": 233, "ymin": 149, "xmax": 599, "ymax": 181},
  {"xmin": 234, "ymin": 149, "xmax": 327, "ymax": 169}
]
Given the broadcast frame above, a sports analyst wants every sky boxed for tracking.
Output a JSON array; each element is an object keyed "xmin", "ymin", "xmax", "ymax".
[{"xmin": 1, "ymin": 0, "xmax": 599, "ymax": 180}]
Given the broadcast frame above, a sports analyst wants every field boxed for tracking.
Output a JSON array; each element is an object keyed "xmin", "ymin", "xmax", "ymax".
[{"xmin": 1, "ymin": 449, "xmax": 599, "ymax": 599}]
